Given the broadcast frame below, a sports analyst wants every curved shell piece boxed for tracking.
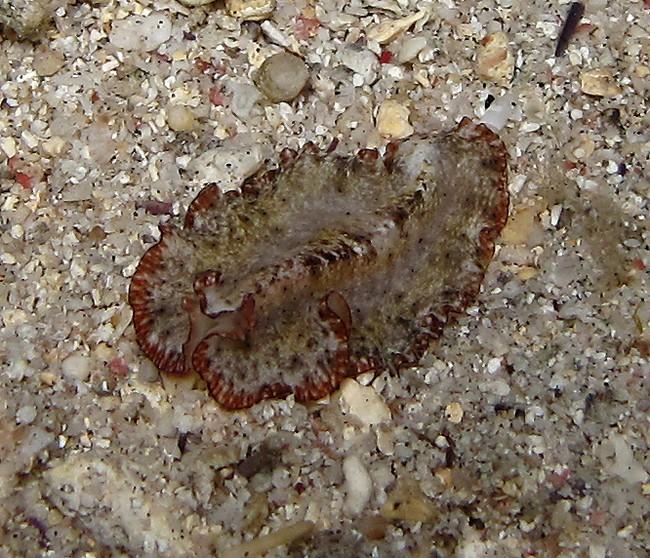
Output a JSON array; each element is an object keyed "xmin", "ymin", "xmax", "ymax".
[{"xmin": 128, "ymin": 119, "xmax": 509, "ymax": 409}]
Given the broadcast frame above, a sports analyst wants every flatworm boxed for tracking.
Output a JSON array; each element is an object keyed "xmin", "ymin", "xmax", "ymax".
[{"xmin": 129, "ymin": 118, "xmax": 509, "ymax": 409}]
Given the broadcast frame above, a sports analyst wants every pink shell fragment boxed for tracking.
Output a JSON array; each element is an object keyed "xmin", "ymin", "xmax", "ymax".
[{"xmin": 128, "ymin": 119, "xmax": 509, "ymax": 409}]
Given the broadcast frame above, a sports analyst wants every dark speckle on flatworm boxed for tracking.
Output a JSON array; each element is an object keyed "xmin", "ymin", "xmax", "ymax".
[{"xmin": 128, "ymin": 118, "xmax": 509, "ymax": 410}]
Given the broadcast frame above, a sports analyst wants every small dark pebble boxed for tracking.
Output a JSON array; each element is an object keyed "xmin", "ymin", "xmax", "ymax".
[
  {"xmin": 603, "ymin": 107, "xmax": 621, "ymax": 126},
  {"xmin": 494, "ymin": 402, "xmax": 513, "ymax": 413},
  {"xmin": 584, "ymin": 392, "xmax": 597, "ymax": 414},
  {"xmin": 137, "ymin": 199, "xmax": 173, "ymax": 215},
  {"xmin": 555, "ymin": 2, "xmax": 585, "ymax": 57},
  {"xmin": 468, "ymin": 516, "xmax": 486, "ymax": 530},
  {"xmin": 484, "ymin": 94, "xmax": 495, "ymax": 109},
  {"xmin": 178, "ymin": 431, "xmax": 189, "ymax": 454},
  {"xmin": 441, "ymin": 431, "xmax": 457, "ymax": 467},
  {"xmin": 236, "ymin": 441, "xmax": 283, "ymax": 478},
  {"xmin": 569, "ymin": 476, "xmax": 587, "ymax": 494}
]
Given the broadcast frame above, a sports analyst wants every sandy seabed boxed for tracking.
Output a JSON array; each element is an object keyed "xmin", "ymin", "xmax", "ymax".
[{"xmin": 0, "ymin": 1, "xmax": 648, "ymax": 556}]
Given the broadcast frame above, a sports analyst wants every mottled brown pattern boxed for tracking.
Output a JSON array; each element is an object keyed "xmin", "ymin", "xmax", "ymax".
[{"xmin": 128, "ymin": 119, "xmax": 509, "ymax": 409}]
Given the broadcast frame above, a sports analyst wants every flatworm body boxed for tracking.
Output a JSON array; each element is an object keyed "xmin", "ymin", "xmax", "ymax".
[{"xmin": 129, "ymin": 119, "xmax": 509, "ymax": 409}]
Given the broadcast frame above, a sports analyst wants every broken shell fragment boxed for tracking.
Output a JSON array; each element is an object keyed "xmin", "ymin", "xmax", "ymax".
[
  {"xmin": 381, "ymin": 479, "xmax": 437, "ymax": 522},
  {"xmin": 376, "ymin": 100, "xmax": 414, "ymax": 140},
  {"xmin": 476, "ymin": 31, "xmax": 514, "ymax": 87},
  {"xmin": 580, "ymin": 68, "xmax": 623, "ymax": 97},
  {"xmin": 226, "ymin": 0, "xmax": 276, "ymax": 21},
  {"xmin": 177, "ymin": 0, "xmax": 215, "ymax": 6},
  {"xmin": 366, "ymin": 10, "xmax": 428, "ymax": 44}
]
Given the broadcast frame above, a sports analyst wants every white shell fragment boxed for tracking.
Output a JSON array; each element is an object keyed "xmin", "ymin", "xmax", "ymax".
[
  {"xmin": 109, "ymin": 12, "xmax": 172, "ymax": 52},
  {"xmin": 480, "ymin": 92, "xmax": 521, "ymax": 131},
  {"xmin": 605, "ymin": 434, "xmax": 649, "ymax": 484},
  {"xmin": 1, "ymin": 137, "xmax": 17, "ymax": 158},
  {"xmin": 260, "ymin": 20, "xmax": 292, "ymax": 48},
  {"xmin": 342, "ymin": 455, "xmax": 373, "ymax": 515},
  {"xmin": 339, "ymin": 378, "xmax": 391, "ymax": 427},
  {"xmin": 227, "ymin": 81, "xmax": 262, "ymax": 119},
  {"xmin": 476, "ymin": 31, "xmax": 514, "ymax": 87},
  {"xmin": 61, "ymin": 353, "xmax": 91, "ymax": 382},
  {"xmin": 16, "ymin": 404, "xmax": 37, "ymax": 425},
  {"xmin": 340, "ymin": 46, "xmax": 380, "ymax": 85},
  {"xmin": 188, "ymin": 142, "xmax": 269, "ymax": 188},
  {"xmin": 397, "ymin": 36, "xmax": 428, "ymax": 64},
  {"xmin": 366, "ymin": 10, "xmax": 428, "ymax": 44},
  {"xmin": 226, "ymin": 0, "xmax": 276, "ymax": 21}
]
